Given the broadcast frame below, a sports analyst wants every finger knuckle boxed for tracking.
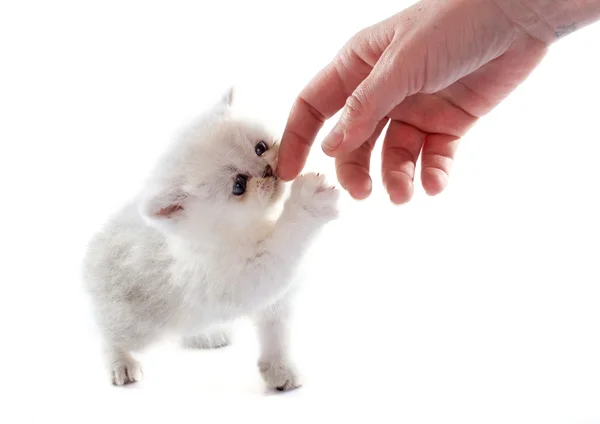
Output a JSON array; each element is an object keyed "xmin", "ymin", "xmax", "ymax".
[
  {"xmin": 344, "ymin": 93, "xmax": 367, "ymax": 120},
  {"xmin": 347, "ymin": 28, "xmax": 368, "ymax": 47}
]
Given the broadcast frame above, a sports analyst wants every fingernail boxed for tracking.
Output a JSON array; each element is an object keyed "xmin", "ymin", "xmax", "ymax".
[{"xmin": 322, "ymin": 127, "xmax": 344, "ymax": 152}]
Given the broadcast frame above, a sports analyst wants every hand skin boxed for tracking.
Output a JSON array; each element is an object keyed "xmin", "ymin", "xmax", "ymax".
[{"xmin": 276, "ymin": 0, "xmax": 600, "ymax": 204}]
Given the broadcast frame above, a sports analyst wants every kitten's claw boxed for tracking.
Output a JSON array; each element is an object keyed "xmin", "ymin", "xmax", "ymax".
[
  {"xmin": 258, "ymin": 360, "xmax": 301, "ymax": 392},
  {"xmin": 111, "ymin": 356, "xmax": 143, "ymax": 386}
]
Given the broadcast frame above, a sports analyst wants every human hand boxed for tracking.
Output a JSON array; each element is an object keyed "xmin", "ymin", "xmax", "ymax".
[{"xmin": 276, "ymin": 0, "xmax": 550, "ymax": 204}]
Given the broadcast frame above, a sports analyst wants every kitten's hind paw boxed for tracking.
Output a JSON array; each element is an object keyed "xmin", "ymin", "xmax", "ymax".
[{"xmin": 182, "ymin": 329, "xmax": 231, "ymax": 349}]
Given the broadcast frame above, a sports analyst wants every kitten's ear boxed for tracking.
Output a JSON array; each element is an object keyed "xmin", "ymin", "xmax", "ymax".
[
  {"xmin": 211, "ymin": 86, "xmax": 235, "ymax": 116},
  {"xmin": 139, "ymin": 187, "xmax": 189, "ymax": 226},
  {"xmin": 220, "ymin": 86, "xmax": 235, "ymax": 107}
]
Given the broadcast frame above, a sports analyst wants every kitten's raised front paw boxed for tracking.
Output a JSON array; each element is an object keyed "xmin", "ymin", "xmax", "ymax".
[
  {"xmin": 182, "ymin": 330, "xmax": 231, "ymax": 349},
  {"xmin": 111, "ymin": 356, "xmax": 143, "ymax": 386},
  {"xmin": 287, "ymin": 172, "xmax": 339, "ymax": 220},
  {"xmin": 258, "ymin": 359, "xmax": 301, "ymax": 392}
]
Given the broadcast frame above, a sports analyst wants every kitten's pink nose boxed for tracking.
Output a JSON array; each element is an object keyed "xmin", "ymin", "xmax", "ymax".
[{"xmin": 263, "ymin": 165, "xmax": 274, "ymax": 178}]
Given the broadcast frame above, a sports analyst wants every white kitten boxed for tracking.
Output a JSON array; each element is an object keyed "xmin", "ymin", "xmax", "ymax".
[{"xmin": 82, "ymin": 88, "xmax": 339, "ymax": 390}]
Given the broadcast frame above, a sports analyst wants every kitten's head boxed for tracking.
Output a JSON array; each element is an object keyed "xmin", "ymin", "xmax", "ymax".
[{"xmin": 139, "ymin": 88, "xmax": 286, "ymax": 239}]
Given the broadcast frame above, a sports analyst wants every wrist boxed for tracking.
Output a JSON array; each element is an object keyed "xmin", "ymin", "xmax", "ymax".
[{"xmin": 494, "ymin": 0, "xmax": 600, "ymax": 44}]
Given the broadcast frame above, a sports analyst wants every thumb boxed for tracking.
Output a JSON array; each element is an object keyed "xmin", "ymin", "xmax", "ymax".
[{"xmin": 321, "ymin": 49, "xmax": 411, "ymax": 156}]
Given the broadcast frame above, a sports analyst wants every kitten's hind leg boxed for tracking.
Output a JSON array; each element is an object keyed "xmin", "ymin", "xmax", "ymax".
[
  {"xmin": 182, "ymin": 326, "xmax": 232, "ymax": 349},
  {"xmin": 106, "ymin": 345, "xmax": 143, "ymax": 386}
]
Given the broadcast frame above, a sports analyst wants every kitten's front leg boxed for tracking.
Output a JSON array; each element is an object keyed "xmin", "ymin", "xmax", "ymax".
[
  {"xmin": 236, "ymin": 173, "xmax": 339, "ymax": 308},
  {"xmin": 251, "ymin": 173, "xmax": 337, "ymax": 390},
  {"xmin": 105, "ymin": 345, "xmax": 143, "ymax": 386},
  {"xmin": 254, "ymin": 297, "xmax": 300, "ymax": 391},
  {"xmin": 266, "ymin": 172, "xmax": 339, "ymax": 262}
]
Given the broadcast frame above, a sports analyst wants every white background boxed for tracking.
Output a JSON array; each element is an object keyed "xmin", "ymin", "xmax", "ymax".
[{"xmin": 1, "ymin": 1, "xmax": 599, "ymax": 423}]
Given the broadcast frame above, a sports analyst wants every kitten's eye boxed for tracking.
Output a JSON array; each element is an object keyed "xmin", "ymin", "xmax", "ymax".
[
  {"xmin": 233, "ymin": 174, "xmax": 248, "ymax": 196},
  {"xmin": 255, "ymin": 141, "xmax": 268, "ymax": 156}
]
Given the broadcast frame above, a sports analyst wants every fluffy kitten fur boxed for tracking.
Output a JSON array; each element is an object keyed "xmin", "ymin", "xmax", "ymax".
[{"xmin": 82, "ymin": 88, "xmax": 339, "ymax": 390}]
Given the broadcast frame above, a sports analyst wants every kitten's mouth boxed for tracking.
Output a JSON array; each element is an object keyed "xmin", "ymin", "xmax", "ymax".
[{"xmin": 262, "ymin": 164, "xmax": 276, "ymax": 179}]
